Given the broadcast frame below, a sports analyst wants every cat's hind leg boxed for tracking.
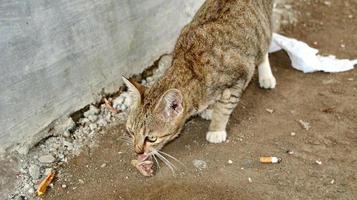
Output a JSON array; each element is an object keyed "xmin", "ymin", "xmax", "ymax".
[
  {"xmin": 258, "ymin": 53, "xmax": 276, "ymax": 89},
  {"xmin": 206, "ymin": 81, "xmax": 244, "ymax": 143}
]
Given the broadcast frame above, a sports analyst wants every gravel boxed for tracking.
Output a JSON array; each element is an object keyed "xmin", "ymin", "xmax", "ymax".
[
  {"xmin": 28, "ymin": 164, "xmax": 41, "ymax": 180},
  {"xmin": 38, "ymin": 155, "xmax": 56, "ymax": 163},
  {"xmin": 192, "ymin": 159, "xmax": 207, "ymax": 170}
]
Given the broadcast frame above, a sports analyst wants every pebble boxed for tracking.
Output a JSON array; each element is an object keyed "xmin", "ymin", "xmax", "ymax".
[
  {"xmin": 89, "ymin": 123, "xmax": 97, "ymax": 131},
  {"xmin": 248, "ymin": 177, "xmax": 252, "ymax": 183},
  {"xmin": 228, "ymin": 160, "xmax": 233, "ymax": 164},
  {"xmin": 88, "ymin": 115, "xmax": 98, "ymax": 123},
  {"xmin": 27, "ymin": 188, "xmax": 34, "ymax": 194},
  {"xmin": 265, "ymin": 108, "xmax": 274, "ymax": 113},
  {"xmin": 28, "ymin": 164, "xmax": 40, "ymax": 180},
  {"xmin": 63, "ymin": 130, "xmax": 71, "ymax": 138},
  {"xmin": 84, "ymin": 105, "xmax": 100, "ymax": 117},
  {"xmin": 100, "ymin": 163, "xmax": 107, "ymax": 168},
  {"xmin": 120, "ymin": 104, "xmax": 128, "ymax": 111},
  {"xmin": 62, "ymin": 184, "xmax": 67, "ymax": 189},
  {"xmin": 63, "ymin": 141, "xmax": 73, "ymax": 151},
  {"xmin": 299, "ymin": 120, "xmax": 311, "ymax": 130},
  {"xmin": 291, "ymin": 132, "xmax": 296, "ymax": 136},
  {"xmin": 315, "ymin": 160, "xmax": 322, "ymax": 165},
  {"xmin": 113, "ymin": 95, "xmax": 125, "ymax": 109},
  {"xmin": 38, "ymin": 155, "xmax": 55, "ymax": 163},
  {"xmin": 286, "ymin": 150, "xmax": 294, "ymax": 155},
  {"xmin": 44, "ymin": 168, "xmax": 53, "ymax": 176},
  {"xmin": 192, "ymin": 159, "xmax": 207, "ymax": 170},
  {"xmin": 97, "ymin": 118, "xmax": 108, "ymax": 127},
  {"xmin": 79, "ymin": 179, "xmax": 84, "ymax": 184}
]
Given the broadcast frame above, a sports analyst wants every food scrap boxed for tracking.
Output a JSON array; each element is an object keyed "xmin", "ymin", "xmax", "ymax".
[
  {"xmin": 131, "ymin": 154, "xmax": 154, "ymax": 177},
  {"xmin": 37, "ymin": 171, "xmax": 56, "ymax": 196}
]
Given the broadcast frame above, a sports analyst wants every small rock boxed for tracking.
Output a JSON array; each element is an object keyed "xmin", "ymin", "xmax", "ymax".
[
  {"xmin": 84, "ymin": 105, "xmax": 100, "ymax": 117},
  {"xmin": 228, "ymin": 160, "xmax": 233, "ymax": 164},
  {"xmin": 88, "ymin": 115, "xmax": 98, "ymax": 123},
  {"xmin": 192, "ymin": 159, "xmax": 207, "ymax": 170},
  {"xmin": 286, "ymin": 150, "xmax": 294, "ymax": 155},
  {"xmin": 78, "ymin": 179, "xmax": 84, "ymax": 184},
  {"xmin": 146, "ymin": 77, "xmax": 154, "ymax": 83},
  {"xmin": 79, "ymin": 118, "xmax": 90, "ymax": 125},
  {"xmin": 63, "ymin": 130, "xmax": 71, "ymax": 138},
  {"xmin": 89, "ymin": 123, "xmax": 97, "ymax": 131},
  {"xmin": 324, "ymin": 1, "xmax": 331, "ymax": 6},
  {"xmin": 28, "ymin": 188, "xmax": 34, "ymax": 194},
  {"xmin": 291, "ymin": 132, "xmax": 296, "ymax": 136},
  {"xmin": 298, "ymin": 120, "xmax": 311, "ymax": 130},
  {"xmin": 315, "ymin": 160, "xmax": 322, "ymax": 165},
  {"xmin": 44, "ymin": 168, "xmax": 53, "ymax": 176},
  {"xmin": 23, "ymin": 184, "xmax": 31, "ymax": 190},
  {"xmin": 62, "ymin": 184, "xmax": 67, "ymax": 189},
  {"xmin": 38, "ymin": 155, "xmax": 55, "ymax": 163},
  {"xmin": 97, "ymin": 118, "xmax": 108, "ymax": 127},
  {"xmin": 120, "ymin": 104, "xmax": 128, "ymax": 111},
  {"xmin": 248, "ymin": 177, "xmax": 252, "ymax": 183},
  {"xmin": 100, "ymin": 163, "xmax": 107, "ymax": 168},
  {"xmin": 265, "ymin": 108, "xmax": 274, "ymax": 113},
  {"xmin": 330, "ymin": 179, "xmax": 335, "ymax": 184},
  {"xmin": 113, "ymin": 95, "xmax": 125, "ymax": 110},
  {"xmin": 63, "ymin": 141, "xmax": 73, "ymax": 151},
  {"xmin": 29, "ymin": 164, "xmax": 41, "ymax": 180}
]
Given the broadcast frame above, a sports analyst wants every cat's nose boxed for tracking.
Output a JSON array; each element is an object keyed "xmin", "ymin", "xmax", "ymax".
[{"xmin": 134, "ymin": 144, "xmax": 145, "ymax": 154}]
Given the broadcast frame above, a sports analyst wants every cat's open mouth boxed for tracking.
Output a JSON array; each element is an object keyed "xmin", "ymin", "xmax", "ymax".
[{"xmin": 131, "ymin": 154, "xmax": 154, "ymax": 176}]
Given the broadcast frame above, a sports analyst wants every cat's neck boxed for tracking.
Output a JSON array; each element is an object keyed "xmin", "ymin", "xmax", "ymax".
[{"xmin": 148, "ymin": 59, "xmax": 205, "ymax": 116}]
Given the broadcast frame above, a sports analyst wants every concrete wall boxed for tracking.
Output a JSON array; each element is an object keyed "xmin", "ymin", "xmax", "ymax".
[{"xmin": 0, "ymin": 0, "xmax": 204, "ymax": 154}]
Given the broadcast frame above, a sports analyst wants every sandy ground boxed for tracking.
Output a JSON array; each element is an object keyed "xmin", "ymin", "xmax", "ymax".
[{"xmin": 45, "ymin": 1, "xmax": 357, "ymax": 200}]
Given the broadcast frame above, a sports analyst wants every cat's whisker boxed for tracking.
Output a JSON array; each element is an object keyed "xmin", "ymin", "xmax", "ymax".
[
  {"xmin": 154, "ymin": 151, "xmax": 176, "ymax": 174},
  {"xmin": 157, "ymin": 152, "xmax": 177, "ymax": 171},
  {"xmin": 158, "ymin": 150, "xmax": 185, "ymax": 168},
  {"xmin": 152, "ymin": 154, "xmax": 160, "ymax": 170}
]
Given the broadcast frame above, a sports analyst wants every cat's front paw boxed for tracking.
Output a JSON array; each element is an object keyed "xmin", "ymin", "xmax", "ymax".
[
  {"xmin": 259, "ymin": 75, "xmax": 276, "ymax": 89},
  {"xmin": 206, "ymin": 130, "xmax": 227, "ymax": 143}
]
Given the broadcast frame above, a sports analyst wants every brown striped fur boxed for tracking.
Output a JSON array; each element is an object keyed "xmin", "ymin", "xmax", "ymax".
[{"xmin": 124, "ymin": 0, "xmax": 274, "ymax": 154}]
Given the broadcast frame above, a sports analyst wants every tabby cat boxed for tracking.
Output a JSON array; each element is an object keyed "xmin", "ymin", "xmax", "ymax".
[{"xmin": 123, "ymin": 0, "xmax": 276, "ymax": 173}]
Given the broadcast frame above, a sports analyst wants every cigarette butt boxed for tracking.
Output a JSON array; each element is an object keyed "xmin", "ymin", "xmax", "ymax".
[
  {"xmin": 260, "ymin": 157, "xmax": 282, "ymax": 164},
  {"xmin": 37, "ymin": 171, "xmax": 56, "ymax": 196}
]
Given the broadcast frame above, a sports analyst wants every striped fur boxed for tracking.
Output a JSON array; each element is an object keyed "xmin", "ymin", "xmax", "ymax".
[{"xmin": 124, "ymin": 0, "xmax": 274, "ymax": 153}]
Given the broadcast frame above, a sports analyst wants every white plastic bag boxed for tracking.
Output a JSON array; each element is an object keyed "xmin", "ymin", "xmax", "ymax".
[{"xmin": 269, "ymin": 33, "xmax": 357, "ymax": 73}]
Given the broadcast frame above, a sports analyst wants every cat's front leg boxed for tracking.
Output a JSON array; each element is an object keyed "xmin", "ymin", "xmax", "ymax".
[
  {"xmin": 258, "ymin": 53, "xmax": 276, "ymax": 89},
  {"xmin": 206, "ymin": 81, "xmax": 244, "ymax": 143}
]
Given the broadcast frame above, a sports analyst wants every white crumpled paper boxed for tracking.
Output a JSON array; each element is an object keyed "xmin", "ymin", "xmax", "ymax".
[{"xmin": 269, "ymin": 33, "xmax": 357, "ymax": 73}]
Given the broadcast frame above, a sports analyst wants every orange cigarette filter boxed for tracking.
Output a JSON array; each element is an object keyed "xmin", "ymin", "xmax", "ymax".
[
  {"xmin": 260, "ymin": 157, "xmax": 282, "ymax": 164},
  {"xmin": 37, "ymin": 171, "xmax": 56, "ymax": 196}
]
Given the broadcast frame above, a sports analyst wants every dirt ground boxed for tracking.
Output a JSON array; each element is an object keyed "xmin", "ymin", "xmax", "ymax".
[{"xmin": 45, "ymin": 1, "xmax": 357, "ymax": 200}]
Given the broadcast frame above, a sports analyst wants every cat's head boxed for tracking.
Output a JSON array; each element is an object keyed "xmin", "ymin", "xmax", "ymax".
[{"xmin": 122, "ymin": 77, "xmax": 185, "ymax": 155}]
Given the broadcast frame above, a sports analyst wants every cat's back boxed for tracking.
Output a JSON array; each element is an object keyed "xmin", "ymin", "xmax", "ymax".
[{"xmin": 175, "ymin": 0, "xmax": 273, "ymax": 64}]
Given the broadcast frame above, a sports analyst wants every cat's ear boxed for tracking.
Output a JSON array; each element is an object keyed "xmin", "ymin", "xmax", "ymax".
[
  {"xmin": 156, "ymin": 89, "xmax": 183, "ymax": 121},
  {"xmin": 122, "ymin": 76, "xmax": 145, "ymax": 106}
]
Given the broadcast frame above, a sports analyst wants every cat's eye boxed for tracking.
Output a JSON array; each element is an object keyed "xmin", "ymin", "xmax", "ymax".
[{"xmin": 146, "ymin": 135, "xmax": 157, "ymax": 143}]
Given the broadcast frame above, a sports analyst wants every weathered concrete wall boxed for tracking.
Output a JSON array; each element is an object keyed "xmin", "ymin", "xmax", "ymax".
[{"xmin": 0, "ymin": 0, "xmax": 204, "ymax": 154}]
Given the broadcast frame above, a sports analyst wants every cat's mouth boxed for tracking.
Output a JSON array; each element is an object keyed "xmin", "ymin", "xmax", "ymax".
[{"xmin": 131, "ymin": 153, "xmax": 154, "ymax": 176}]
